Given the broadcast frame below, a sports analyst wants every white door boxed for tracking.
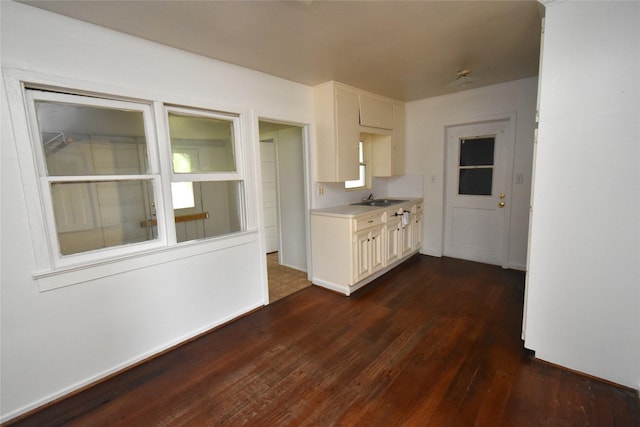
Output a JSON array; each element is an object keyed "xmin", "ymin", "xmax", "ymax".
[
  {"xmin": 260, "ymin": 140, "xmax": 279, "ymax": 253},
  {"xmin": 444, "ymin": 120, "xmax": 513, "ymax": 266},
  {"xmin": 275, "ymin": 127, "xmax": 307, "ymax": 271}
]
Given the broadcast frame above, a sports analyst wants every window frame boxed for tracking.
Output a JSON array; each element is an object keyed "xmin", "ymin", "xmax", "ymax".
[
  {"xmin": 25, "ymin": 89, "xmax": 169, "ymax": 267},
  {"xmin": 4, "ymin": 68, "xmax": 254, "ymax": 291},
  {"xmin": 457, "ymin": 135, "xmax": 496, "ymax": 196},
  {"xmin": 344, "ymin": 140, "xmax": 370, "ymax": 190},
  {"xmin": 163, "ymin": 105, "xmax": 247, "ymax": 244}
]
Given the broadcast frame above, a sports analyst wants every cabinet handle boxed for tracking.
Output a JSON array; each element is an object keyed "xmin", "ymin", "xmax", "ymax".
[{"xmin": 368, "ymin": 220, "xmax": 374, "ymax": 223}]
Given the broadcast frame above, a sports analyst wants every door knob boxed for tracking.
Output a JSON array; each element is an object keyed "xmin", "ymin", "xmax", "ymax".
[
  {"xmin": 498, "ymin": 201, "xmax": 505, "ymax": 208},
  {"xmin": 499, "ymin": 193, "xmax": 506, "ymax": 199}
]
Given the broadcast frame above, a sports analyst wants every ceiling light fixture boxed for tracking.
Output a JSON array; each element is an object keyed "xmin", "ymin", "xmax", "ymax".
[{"xmin": 449, "ymin": 69, "xmax": 477, "ymax": 88}]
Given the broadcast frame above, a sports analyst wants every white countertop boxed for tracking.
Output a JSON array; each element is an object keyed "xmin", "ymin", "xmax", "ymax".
[{"xmin": 311, "ymin": 198, "xmax": 422, "ymax": 218}]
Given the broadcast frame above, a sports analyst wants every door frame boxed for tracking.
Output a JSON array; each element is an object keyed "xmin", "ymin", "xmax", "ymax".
[
  {"xmin": 259, "ymin": 137, "xmax": 280, "ymax": 254},
  {"xmin": 257, "ymin": 118, "xmax": 313, "ymax": 283},
  {"xmin": 441, "ymin": 112, "xmax": 517, "ymax": 268}
]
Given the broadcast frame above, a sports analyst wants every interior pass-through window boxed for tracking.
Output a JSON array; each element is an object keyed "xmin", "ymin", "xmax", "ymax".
[
  {"xmin": 28, "ymin": 91, "xmax": 161, "ymax": 259},
  {"xmin": 25, "ymin": 89, "xmax": 247, "ymax": 270},
  {"xmin": 166, "ymin": 107, "xmax": 245, "ymax": 243}
]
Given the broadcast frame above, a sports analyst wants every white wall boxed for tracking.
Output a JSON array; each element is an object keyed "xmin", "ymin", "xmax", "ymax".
[
  {"xmin": 406, "ymin": 77, "xmax": 538, "ymax": 269},
  {"xmin": 524, "ymin": 2, "xmax": 640, "ymax": 389},
  {"xmin": 0, "ymin": 2, "xmax": 313, "ymax": 421},
  {"xmin": 312, "ymin": 175, "xmax": 423, "ymax": 209}
]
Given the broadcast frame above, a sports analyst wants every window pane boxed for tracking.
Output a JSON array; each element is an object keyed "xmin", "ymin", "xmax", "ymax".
[
  {"xmin": 168, "ymin": 112, "xmax": 236, "ymax": 173},
  {"xmin": 460, "ymin": 137, "xmax": 494, "ymax": 166},
  {"xmin": 51, "ymin": 180, "xmax": 157, "ymax": 255},
  {"xmin": 35, "ymin": 101, "xmax": 148, "ymax": 176},
  {"xmin": 175, "ymin": 181, "xmax": 243, "ymax": 243},
  {"xmin": 459, "ymin": 168, "xmax": 493, "ymax": 196},
  {"xmin": 345, "ymin": 141, "xmax": 366, "ymax": 189},
  {"xmin": 345, "ymin": 165, "xmax": 366, "ymax": 189},
  {"xmin": 171, "ymin": 182, "xmax": 195, "ymax": 210}
]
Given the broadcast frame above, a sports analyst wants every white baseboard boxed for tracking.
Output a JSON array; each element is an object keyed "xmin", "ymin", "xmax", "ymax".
[
  {"xmin": 0, "ymin": 301, "xmax": 265, "ymax": 424},
  {"xmin": 509, "ymin": 262, "xmax": 526, "ymax": 271},
  {"xmin": 312, "ymin": 251, "xmax": 420, "ymax": 297},
  {"xmin": 420, "ymin": 248, "xmax": 442, "ymax": 257}
]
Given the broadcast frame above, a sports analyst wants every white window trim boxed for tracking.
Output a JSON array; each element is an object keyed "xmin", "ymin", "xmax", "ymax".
[
  {"xmin": 25, "ymin": 89, "xmax": 170, "ymax": 268},
  {"xmin": 33, "ymin": 231, "xmax": 259, "ymax": 292},
  {"xmin": 163, "ymin": 104, "xmax": 247, "ymax": 245},
  {"xmin": 345, "ymin": 139, "xmax": 371, "ymax": 190},
  {"xmin": 3, "ymin": 68, "xmax": 255, "ymax": 291},
  {"xmin": 164, "ymin": 105, "xmax": 244, "ymax": 181}
]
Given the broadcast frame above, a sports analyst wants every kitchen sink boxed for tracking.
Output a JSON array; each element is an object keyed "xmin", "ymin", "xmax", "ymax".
[{"xmin": 350, "ymin": 199, "xmax": 409, "ymax": 207}]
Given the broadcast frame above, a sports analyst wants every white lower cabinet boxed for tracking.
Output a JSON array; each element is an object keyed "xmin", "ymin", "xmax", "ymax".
[
  {"xmin": 401, "ymin": 218, "xmax": 413, "ymax": 258},
  {"xmin": 354, "ymin": 225, "xmax": 384, "ymax": 282},
  {"xmin": 385, "ymin": 218, "xmax": 402, "ymax": 265},
  {"xmin": 413, "ymin": 213, "xmax": 423, "ymax": 250},
  {"xmin": 412, "ymin": 200, "xmax": 423, "ymax": 251},
  {"xmin": 311, "ymin": 199, "xmax": 423, "ymax": 296}
]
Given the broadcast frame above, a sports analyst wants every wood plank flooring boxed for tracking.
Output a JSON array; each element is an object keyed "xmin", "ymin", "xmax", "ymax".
[{"xmin": 8, "ymin": 255, "xmax": 640, "ymax": 426}]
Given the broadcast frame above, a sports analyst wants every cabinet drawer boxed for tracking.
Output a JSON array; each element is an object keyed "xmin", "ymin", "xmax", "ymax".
[{"xmin": 354, "ymin": 212, "xmax": 384, "ymax": 231}]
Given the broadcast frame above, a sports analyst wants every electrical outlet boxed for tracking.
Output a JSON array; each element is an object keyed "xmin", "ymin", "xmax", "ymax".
[{"xmin": 318, "ymin": 185, "xmax": 324, "ymax": 196}]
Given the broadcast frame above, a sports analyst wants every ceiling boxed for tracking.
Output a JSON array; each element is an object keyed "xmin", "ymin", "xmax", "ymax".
[{"xmin": 19, "ymin": 0, "xmax": 543, "ymax": 102}]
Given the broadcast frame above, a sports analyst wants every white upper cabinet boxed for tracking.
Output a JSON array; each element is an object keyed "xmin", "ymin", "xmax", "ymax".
[
  {"xmin": 359, "ymin": 94, "xmax": 393, "ymax": 130},
  {"xmin": 314, "ymin": 81, "xmax": 405, "ymax": 182},
  {"xmin": 370, "ymin": 102, "xmax": 406, "ymax": 177},
  {"xmin": 392, "ymin": 102, "xmax": 406, "ymax": 176},
  {"xmin": 314, "ymin": 82, "xmax": 360, "ymax": 182}
]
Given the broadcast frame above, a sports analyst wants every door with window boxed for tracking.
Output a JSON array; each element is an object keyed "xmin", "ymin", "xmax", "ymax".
[{"xmin": 444, "ymin": 120, "xmax": 512, "ymax": 266}]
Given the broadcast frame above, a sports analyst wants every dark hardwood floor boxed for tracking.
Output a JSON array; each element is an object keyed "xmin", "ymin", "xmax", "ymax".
[{"xmin": 8, "ymin": 255, "xmax": 639, "ymax": 426}]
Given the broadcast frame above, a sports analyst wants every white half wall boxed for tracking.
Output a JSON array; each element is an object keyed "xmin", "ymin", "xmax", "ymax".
[
  {"xmin": 524, "ymin": 1, "xmax": 640, "ymax": 389},
  {"xmin": 0, "ymin": 2, "xmax": 313, "ymax": 421},
  {"xmin": 406, "ymin": 77, "xmax": 538, "ymax": 269}
]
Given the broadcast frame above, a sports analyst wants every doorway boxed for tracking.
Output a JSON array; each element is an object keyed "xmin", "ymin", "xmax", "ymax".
[
  {"xmin": 259, "ymin": 121, "xmax": 310, "ymax": 302},
  {"xmin": 444, "ymin": 119, "xmax": 514, "ymax": 267}
]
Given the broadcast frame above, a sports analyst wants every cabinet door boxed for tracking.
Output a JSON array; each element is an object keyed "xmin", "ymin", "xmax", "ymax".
[
  {"xmin": 386, "ymin": 220, "xmax": 402, "ymax": 265},
  {"xmin": 371, "ymin": 133, "xmax": 394, "ymax": 177},
  {"xmin": 314, "ymin": 83, "xmax": 360, "ymax": 182},
  {"xmin": 354, "ymin": 229, "xmax": 371, "ymax": 282},
  {"xmin": 370, "ymin": 226, "xmax": 384, "ymax": 273},
  {"xmin": 371, "ymin": 102, "xmax": 405, "ymax": 177},
  {"xmin": 401, "ymin": 220, "xmax": 413, "ymax": 257},
  {"xmin": 335, "ymin": 86, "xmax": 361, "ymax": 181},
  {"xmin": 413, "ymin": 214, "xmax": 423, "ymax": 251},
  {"xmin": 392, "ymin": 102, "xmax": 406, "ymax": 175},
  {"xmin": 359, "ymin": 94, "xmax": 393, "ymax": 129}
]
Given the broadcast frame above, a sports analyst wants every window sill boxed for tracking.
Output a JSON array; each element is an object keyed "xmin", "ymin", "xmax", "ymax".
[{"xmin": 33, "ymin": 231, "xmax": 259, "ymax": 292}]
